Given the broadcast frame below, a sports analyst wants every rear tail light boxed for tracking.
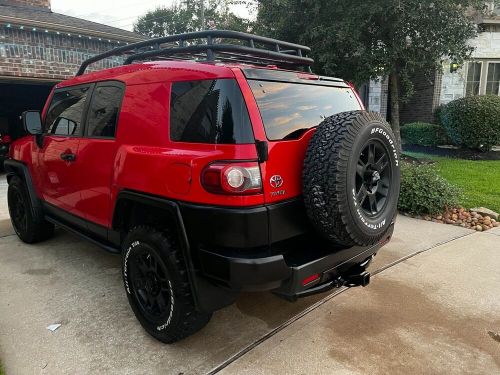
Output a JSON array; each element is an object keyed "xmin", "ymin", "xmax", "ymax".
[{"xmin": 202, "ymin": 162, "xmax": 262, "ymax": 195}]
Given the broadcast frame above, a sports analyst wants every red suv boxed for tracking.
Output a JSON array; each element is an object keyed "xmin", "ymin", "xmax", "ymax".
[{"xmin": 5, "ymin": 31, "xmax": 400, "ymax": 343}]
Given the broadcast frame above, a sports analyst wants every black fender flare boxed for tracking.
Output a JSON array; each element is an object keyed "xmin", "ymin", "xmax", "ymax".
[
  {"xmin": 4, "ymin": 159, "xmax": 44, "ymax": 221},
  {"xmin": 112, "ymin": 190, "xmax": 238, "ymax": 313}
]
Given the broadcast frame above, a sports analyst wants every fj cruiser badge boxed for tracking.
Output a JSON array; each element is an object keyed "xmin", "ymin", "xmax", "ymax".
[{"xmin": 270, "ymin": 175, "xmax": 284, "ymax": 188}]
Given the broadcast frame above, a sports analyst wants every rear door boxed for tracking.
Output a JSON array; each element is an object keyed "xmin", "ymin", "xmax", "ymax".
[
  {"xmin": 243, "ymin": 69, "xmax": 363, "ymax": 204},
  {"xmin": 38, "ymin": 84, "xmax": 91, "ymax": 214}
]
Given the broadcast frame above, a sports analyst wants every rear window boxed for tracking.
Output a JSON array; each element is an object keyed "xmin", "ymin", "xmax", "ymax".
[
  {"xmin": 170, "ymin": 79, "xmax": 254, "ymax": 144},
  {"xmin": 248, "ymin": 80, "xmax": 361, "ymax": 140}
]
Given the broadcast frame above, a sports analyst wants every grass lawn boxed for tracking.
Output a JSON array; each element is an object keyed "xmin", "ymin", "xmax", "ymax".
[{"xmin": 404, "ymin": 152, "xmax": 500, "ymax": 213}]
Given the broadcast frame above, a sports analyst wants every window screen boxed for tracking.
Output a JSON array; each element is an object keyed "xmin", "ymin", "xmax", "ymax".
[
  {"xmin": 86, "ymin": 85, "xmax": 123, "ymax": 137},
  {"xmin": 170, "ymin": 79, "xmax": 254, "ymax": 144},
  {"xmin": 45, "ymin": 86, "xmax": 89, "ymax": 136}
]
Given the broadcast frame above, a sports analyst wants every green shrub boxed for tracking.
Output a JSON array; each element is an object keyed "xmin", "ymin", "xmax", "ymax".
[
  {"xmin": 440, "ymin": 95, "xmax": 500, "ymax": 151},
  {"xmin": 401, "ymin": 122, "xmax": 449, "ymax": 146},
  {"xmin": 398, "ymin": 162, "xmax": 461, "ymax": 215}
]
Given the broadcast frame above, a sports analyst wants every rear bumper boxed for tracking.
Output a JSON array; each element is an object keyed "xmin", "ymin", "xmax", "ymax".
[
  {"xmin": 179, "ymin": 199, "xmax": 394, "ymax": 299},
  {"xmin": 197, "ymin": 226, "xmax": 392, "ymax": 299}
]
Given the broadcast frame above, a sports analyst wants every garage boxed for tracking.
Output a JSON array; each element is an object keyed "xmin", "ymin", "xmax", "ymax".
[{"xmin": 0, "ymin": 79, "xmax": 55, "ymax": 139}]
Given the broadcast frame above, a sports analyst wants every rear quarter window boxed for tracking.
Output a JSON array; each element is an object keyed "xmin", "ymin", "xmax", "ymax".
[
  {"xmin": 170, "ymin": 79, "xmax": 254, "ymax": 144},
  {"xmin": 248, "ymin": 80, "xmax": 361, "ymax": 140}
]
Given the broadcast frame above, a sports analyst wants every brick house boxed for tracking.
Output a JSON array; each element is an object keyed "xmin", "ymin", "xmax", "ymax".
[
  {"xmin": 0, "ymin": 0, "xmax": 145, "ymax": 138},
  {"xmin": 365, "ymin": 2, "xmax": 500, "ymax": 125}
]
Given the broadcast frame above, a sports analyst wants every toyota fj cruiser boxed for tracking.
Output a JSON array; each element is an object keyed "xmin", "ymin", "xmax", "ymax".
[{"xmin": 5, "ymin": 31, "xmax": 400, "ymax": 343}]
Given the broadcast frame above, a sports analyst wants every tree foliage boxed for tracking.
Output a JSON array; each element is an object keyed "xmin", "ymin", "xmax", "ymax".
[
  {"xmin": 256, "ymin": 0, "xmax": 488, "ymax": 144},
  {"xmin": 134, "ymin": 0, "xmax": 253, "ymax": 37}
]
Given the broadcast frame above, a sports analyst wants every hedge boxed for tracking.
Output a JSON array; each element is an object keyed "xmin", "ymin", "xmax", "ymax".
[
  {"xmin": 440, "ymin": 95, "xmax": 500, "ymax": 151},
  {"xmin": 398, "ymin": 162, "xmax": 461, "ymax": 215},
  {"xmin": 401, "ymin": 122, "xmax": 449, "ymax": 146}
]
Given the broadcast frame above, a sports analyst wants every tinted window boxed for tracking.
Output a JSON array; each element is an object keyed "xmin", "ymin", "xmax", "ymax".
[
  {"xmin": 248, "ymin": 80, "xmax": 361, "ymax": 140},
  {"xmin": 170, "ymin": 79, "xmax": 254, "ymax": 144},
  {"xmin": 86, "ymin": 85, "xmax": 123, "ymax": 137},
  {"xmin": 45, "ymin": 86, "xmax": 89, "ymax": 136}
]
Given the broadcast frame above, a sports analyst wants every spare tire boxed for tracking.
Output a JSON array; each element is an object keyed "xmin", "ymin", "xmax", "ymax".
[{"xmin": 303, "ymin": 111, "xmax": 400, "ymax": 247}]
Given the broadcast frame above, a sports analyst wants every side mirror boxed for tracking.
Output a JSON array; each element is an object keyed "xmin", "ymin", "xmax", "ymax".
[{"xmin": 22, "ymin": 110, "xmax": 43, "ymax": 135}]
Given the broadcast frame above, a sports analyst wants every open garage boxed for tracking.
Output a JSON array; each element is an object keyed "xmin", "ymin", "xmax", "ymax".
[{"xmin": 0, "ymin": 79, "xmax": 55, "ymax": 139}]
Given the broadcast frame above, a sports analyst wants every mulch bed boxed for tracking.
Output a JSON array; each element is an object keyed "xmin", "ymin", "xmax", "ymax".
[{"xmin": 403, "ymin": 144, "xmax": 500, "ymax": 161}]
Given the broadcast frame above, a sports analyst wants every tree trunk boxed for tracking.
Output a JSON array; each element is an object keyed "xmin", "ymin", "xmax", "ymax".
[{"xmin": 389, "ymin": 72, "xmax": 402, "ymax": 151}]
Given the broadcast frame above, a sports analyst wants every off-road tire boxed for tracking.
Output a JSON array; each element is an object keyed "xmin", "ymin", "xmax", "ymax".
[
  {"xmin": 303, "ymin": 111, "xmax": 400, "ymax": 247},
  {"xmin": 7, "ymin": 175, "xmax": 54, "ymax": 243},
  {"xmin": 122, "ymin": 226, "xmax": 212, "ymax": 343}
]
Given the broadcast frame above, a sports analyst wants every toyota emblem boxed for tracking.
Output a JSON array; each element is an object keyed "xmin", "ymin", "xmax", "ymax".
[{"xmin": 270, "ymin": 175, "xmax": 284, "ymax": 188}]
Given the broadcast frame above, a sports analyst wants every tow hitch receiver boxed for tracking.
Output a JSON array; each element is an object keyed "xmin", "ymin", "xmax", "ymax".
[
  {"xmin": 343, "ymin": 271, "xmax": 371, "ymax": 287},
  {"xmin": 280, "ymin": 262, "xmax": 373, "ymax": 301}
]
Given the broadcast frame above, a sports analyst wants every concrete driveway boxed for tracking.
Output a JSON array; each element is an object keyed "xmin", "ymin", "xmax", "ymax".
[{"xmin": 0, "ymin": 173, "xmax": 499, "ymax": 375}]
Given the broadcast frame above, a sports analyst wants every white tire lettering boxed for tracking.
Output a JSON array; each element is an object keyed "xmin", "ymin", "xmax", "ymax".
[{"xmin": 370, "ymin": 126, "xmax": 399, "ymax": 167}]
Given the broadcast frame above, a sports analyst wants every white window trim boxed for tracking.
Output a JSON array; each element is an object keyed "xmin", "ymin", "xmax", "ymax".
[
  {"xmin": 464, "ymin": 61, "xmax": 483, "ymax": 96},
  {"xmin": 485, "ymin": 61, "xmax": 500, "ymax": 95},
  {"xmin": 464, "ymin": 60, "xmax": 500, "ymax": 96}
]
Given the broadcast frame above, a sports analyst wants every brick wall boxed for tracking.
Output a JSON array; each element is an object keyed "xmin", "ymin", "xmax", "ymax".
[
  {"xmin": 0, "ymin": 27, "xmax": 124, "ymax": 81},
  {"xmin": 399, "ymin": 70, "xmax": 441, "ymax": 125},
  {"xmin": 3, "ymin": 0, "xmax": 51, "ymax": 9}
]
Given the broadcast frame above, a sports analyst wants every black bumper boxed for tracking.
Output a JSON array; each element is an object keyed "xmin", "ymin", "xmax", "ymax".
[
  {"xmin": 196, "ymin": 230, "xmax": 391, "ymax": 299},
  {"xmin": 180, "ymin": 199, "xmax": 394, "ymax": 300}
]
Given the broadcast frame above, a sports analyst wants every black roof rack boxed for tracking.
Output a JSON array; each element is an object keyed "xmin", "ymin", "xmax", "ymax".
[{"xmin": 76, "ymin": 30, "xmax": 314, "ymax": 76}]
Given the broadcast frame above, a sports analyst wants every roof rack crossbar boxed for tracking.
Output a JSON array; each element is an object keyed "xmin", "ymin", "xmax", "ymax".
[
  {"xmin": 76, "ymin": 30, "xmax": 313, "ymax": 76},
  {"xmin": 123, "ymin": 43, "xmax": 314, "ymax": 67}
]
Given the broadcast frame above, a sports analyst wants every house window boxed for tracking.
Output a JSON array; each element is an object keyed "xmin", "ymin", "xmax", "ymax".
[
  {"xmin": 486, "ymin": 62, "xmax": 500, "ymax": 95},
  {"xmin": 465, "ymin": 62, "xmax": 482, "ymax": 96}
]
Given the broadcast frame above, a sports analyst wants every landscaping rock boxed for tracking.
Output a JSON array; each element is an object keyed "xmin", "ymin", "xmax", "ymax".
[
  {"xmin": 471, "ymin": 207, "xmax": 499, "ymax": 220},
  {"xmin": 404, "ymin": 207, "xmax": 498, "ymax": 232}
]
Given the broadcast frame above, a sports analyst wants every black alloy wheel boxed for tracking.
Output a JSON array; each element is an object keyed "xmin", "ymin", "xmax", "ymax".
[
  {"xmin": 355, "ymin": 140, "xmax": 392, "ymax": 218},
  {"xmin": 128, "ymin": 246, "xmax": 173, "ymax": 320},
  {"xmin": 9, "ymin": 187, "xmax": 28, "ymax": 234},
  {"xmin": 7, "ymin": 175, "xmax": 54, "ymax": 243}
]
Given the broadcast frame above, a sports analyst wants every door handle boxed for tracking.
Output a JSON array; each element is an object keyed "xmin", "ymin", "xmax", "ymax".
[{"xmin": 60, "ymin": 152, "xmax": 77, "ymax": 162}]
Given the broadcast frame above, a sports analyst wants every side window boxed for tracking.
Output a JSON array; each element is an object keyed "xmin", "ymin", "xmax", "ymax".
[
  {"xmin": 45, "ymin": 86, "xmax": 89, "ymax": 136},
  {"xmin": 170, "ymin": 79, "xmax": 254, "ymax": 144},
  {"xmin": 86, "ymin": 85, "xmax": 123, "ymax": 138}
]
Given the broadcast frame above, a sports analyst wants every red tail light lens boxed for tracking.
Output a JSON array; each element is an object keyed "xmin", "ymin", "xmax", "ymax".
[{"xmin": 202, "ymin": 162, "xmax": 262, "ymax": 195}]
